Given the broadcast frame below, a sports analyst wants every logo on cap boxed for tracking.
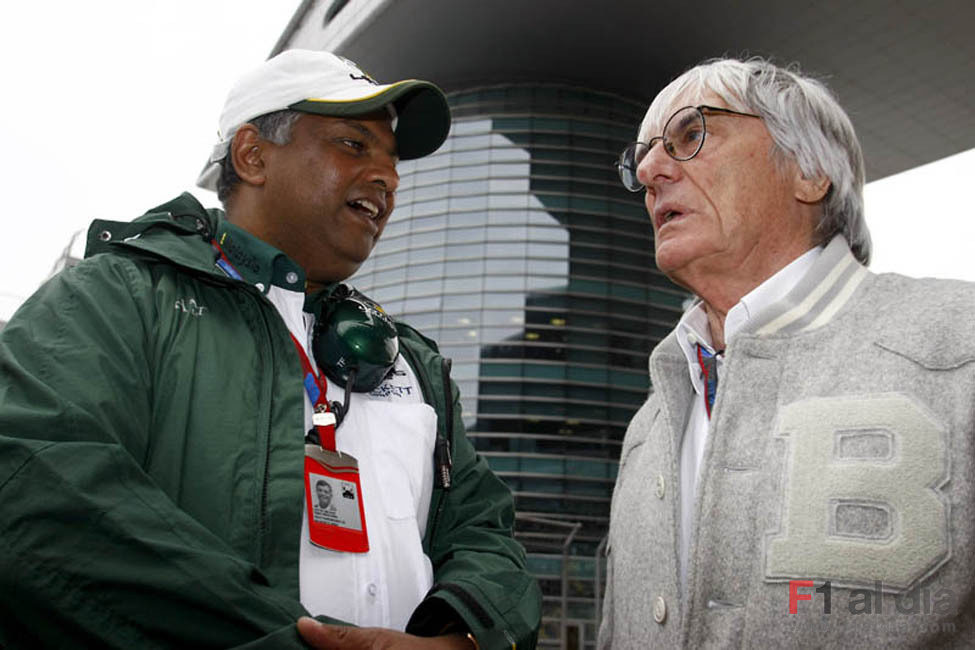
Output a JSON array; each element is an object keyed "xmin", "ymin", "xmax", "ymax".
[{"xmin": 336, "ymin": 55, "xmax": 379, "ymax": 85}]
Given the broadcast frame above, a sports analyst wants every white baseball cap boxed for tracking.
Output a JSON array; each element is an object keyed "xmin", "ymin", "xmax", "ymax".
[{"xmin": 196, "ymin": 48, "xmax": 450, "ymax": 191}]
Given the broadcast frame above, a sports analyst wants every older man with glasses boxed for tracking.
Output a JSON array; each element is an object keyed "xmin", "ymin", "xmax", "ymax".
[{"xmin": 600, "ymin": 57, "xmax": 975, "ymax": 648}]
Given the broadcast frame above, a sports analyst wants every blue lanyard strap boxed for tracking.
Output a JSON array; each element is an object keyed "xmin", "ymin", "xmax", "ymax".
[
  {"xmin": 211, "ymin": 240, "xmax": 244, "ymax": 281},
  {"xmin": 696, "ymin": 344, "xmax": 720, "ymax": 418}
]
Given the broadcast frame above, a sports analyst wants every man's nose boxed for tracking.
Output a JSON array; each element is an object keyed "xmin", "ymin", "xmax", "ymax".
[
  {"xmin": 370, "ymin": 153, "xmax": 399, "ymax": 194},
  {"xmin": 637, "ymin": 142, "xmax": 680, "ymax": 191}
]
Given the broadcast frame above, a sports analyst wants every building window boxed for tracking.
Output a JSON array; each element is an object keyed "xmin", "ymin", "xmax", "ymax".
[{"xmin": 349, "ymin": 84, "xmax": 689, "ymax": 647}]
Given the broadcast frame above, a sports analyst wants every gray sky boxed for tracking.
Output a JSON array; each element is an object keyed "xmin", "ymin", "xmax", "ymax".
[
  {"xmin": 0, "ymin": 1, "xmax": 299, "ymax": 321},
  {"xmin": 1, "ymin": 1, "xmax": 972, "ymax": 322}
]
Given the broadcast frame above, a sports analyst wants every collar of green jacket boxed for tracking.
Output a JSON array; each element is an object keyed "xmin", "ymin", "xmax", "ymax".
[
  {"xmin": 213, "ymin": 220, "xmax": 308, "ymax": 295},
  {"xmin": 84, "ymin": 193, "xmax": 329, "ymax": 299}
]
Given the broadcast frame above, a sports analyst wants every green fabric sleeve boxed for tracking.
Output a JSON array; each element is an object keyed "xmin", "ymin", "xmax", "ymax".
[
  {"xmin": 422, "ymin": 412, "xmax": 542, "ymax": 649},
  {"xmin": 400, "ymin": 332, "xmax": 541, "ymax": 649},
  {"xmin": 0, "ymin": 258, "xmax": 324, "ymax": 649}
]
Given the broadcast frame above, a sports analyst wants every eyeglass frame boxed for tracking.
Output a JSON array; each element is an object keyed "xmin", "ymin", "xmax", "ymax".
[{"xmin": 616, "ymin": 104, "xmax": 762, "ymax": 192}]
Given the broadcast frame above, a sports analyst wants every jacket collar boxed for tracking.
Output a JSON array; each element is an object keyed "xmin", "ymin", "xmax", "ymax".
[
  {"xmin": 649, "ymin": 236, "xmax": 870, "ymax": 446},
  {"xmin": 748, "ymin": 235, "xmax": 870, "ymax": 337},
  {"xmin": 213, "ymin": 220, "xmax": 306, "ymax": 295},
  {"xmin": 652, "ymin": 235, "xmax": 870, "ymax": 373},
  {"xmin": 84, "ymin": 193, "xmax": 310, "ymax": 296}
]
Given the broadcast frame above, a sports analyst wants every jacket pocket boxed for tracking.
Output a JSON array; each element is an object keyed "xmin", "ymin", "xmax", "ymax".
[{"xmin": 875, "ymin": 339, "xmax": 975, "ymax": 371}]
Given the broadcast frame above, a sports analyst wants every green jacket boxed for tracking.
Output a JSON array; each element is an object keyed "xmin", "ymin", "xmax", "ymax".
[{"xmin": 0, "ymin": 194, "xmax": 540, "ymax": 649}]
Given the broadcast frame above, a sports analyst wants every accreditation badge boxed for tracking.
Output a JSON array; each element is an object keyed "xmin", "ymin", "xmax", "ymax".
[{"xmin": 303, "ymin": 445, "xmax": 369, "ymax": 552}]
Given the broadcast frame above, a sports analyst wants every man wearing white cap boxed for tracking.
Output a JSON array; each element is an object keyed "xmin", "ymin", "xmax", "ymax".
[{"xmin": 0, "ymin": 50, "xmax": 540, "ymax": 649}]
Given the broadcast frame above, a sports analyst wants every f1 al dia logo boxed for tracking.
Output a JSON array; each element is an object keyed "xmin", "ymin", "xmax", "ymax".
[{"xmin": 789, "ymin": 580, "xmax": 953, "ymax": 615}]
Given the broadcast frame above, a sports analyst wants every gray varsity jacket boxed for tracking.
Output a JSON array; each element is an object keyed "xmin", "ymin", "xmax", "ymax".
[{"xmin": 599, "ymin": 236, "xmax": 975, "ymax": 648}]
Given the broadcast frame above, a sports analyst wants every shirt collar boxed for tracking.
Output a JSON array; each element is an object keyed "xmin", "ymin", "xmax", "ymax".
[
  {"xmin": 214, "ymin": 220, "xmax": 306, "ymax": 294},
  {"xmin": 724, "ymin": 245, "xmax": 823, "ymax": 343},
  {"xmin": 675, "ymin": 245, "xmax": 823, "ymax": 394},
  {"xmin": 676, "ymin": 301, "xmax": 713, "ymax": 395}
]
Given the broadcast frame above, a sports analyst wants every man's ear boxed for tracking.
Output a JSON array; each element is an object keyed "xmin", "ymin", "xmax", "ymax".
[
  {"xmin": 229, "ymin": 124, "xmax": 267, "ymax": 187},
  {"xmin": 794, "ymin": 170, "xmax": 831, "ymax": 204}
]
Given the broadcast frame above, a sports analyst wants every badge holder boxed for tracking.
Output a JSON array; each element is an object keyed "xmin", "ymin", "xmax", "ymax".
[
  {"xmin": 292, "ymin": 335, "xmax": 369, "ymax": 553},
  {"xmin": 304, "ymin": 437, "xmax": 369, "ymax": 552}
]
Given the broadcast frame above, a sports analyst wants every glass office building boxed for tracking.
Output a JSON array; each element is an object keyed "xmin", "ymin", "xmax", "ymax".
[{"xmin": 349, "ymin": 84, "xmax": 687, "ymax": 647}]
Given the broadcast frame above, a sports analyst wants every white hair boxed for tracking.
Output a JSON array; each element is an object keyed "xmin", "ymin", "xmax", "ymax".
[{"xmin": 640, "ymin": 57, "xmax": 870, "ymax": 264}]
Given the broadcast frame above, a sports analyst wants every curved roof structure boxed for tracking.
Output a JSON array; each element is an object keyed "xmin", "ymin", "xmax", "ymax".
[{"xmin": 276, "ymin": 0, "xmax": 975, "ymax": 181}]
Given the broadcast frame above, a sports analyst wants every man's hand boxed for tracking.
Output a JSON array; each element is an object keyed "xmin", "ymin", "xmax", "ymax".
[{"xmin": 296, "ymin": 617, "xmax": 473, "ymax": 649}]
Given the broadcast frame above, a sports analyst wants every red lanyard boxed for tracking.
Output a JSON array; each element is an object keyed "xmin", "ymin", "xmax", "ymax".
[{"xmin": 289, "ymin": 333, "xmax": 337, "ymax": 452}]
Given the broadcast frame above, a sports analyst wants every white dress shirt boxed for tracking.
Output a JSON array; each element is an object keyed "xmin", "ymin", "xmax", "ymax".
[
  {"xmin": 267, "ymin": 285, "xmax": 436, "ymax": 629},
  {"xmin": 674, "ymin": 246, "xmax": 822, "ymax": 591}
]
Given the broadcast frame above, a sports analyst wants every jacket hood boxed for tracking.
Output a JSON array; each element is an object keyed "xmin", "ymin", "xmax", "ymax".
[{"xmin": 85, "ymin": 193, "xmax": 222, "ymax": 277}]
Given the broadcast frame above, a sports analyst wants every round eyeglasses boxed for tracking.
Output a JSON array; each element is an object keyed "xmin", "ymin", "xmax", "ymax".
[{"xmin": 616, "ymin": 105, "xmax": 761, "ymax": 192}]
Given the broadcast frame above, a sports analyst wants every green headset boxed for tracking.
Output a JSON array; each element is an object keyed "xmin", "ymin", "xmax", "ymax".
[
  {"xmin": 313, "ymin": 285, "xmax": 399, "ymax": 424},
  {"xmin": 314, "ymin": 284, "xmax": 455, "ymax": 489}
]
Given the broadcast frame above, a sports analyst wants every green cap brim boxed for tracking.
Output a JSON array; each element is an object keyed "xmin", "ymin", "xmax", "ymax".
[{"xmin": 289, "ymin": 80, "xmax": 450, "ymax": 160}]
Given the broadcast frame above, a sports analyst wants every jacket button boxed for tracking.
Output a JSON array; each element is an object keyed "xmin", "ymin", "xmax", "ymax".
[
  {"xmin": 98, "ymin": 230, "xmax": 112, "ymax": 242},
  {"xmin": 655, "ymin": 474, "xmax": 666, "ymax": 499},
  {"xmin": 653, "ymin": 596, "xmax": 667, "ymax": 624},
  {"xmin": 286, "ymin": 271, "xmax": 299, "ymax": 285}
]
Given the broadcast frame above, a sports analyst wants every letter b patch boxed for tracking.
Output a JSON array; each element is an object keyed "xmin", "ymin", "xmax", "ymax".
[{"xmin": 766, "ymin": 394, "xmax": 949, "ymax": 591}]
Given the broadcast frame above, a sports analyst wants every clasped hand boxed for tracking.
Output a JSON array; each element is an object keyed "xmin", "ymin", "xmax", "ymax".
[{"xmin": 297, "ymin": 617, "xmax": 472, "ymax": 649}]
